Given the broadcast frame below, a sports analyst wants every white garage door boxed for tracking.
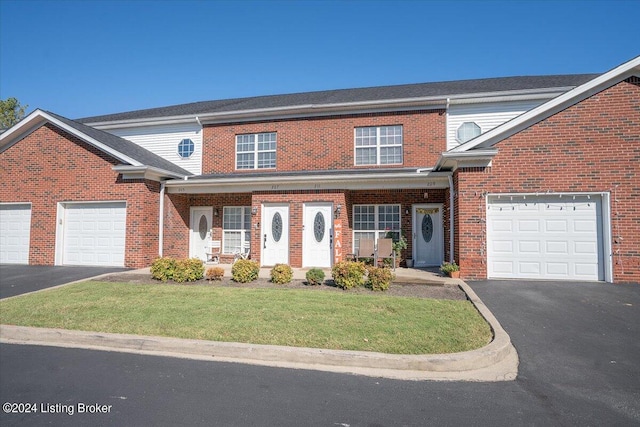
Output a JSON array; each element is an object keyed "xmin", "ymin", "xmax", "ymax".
[
  {"xmin": 63, "ymin": 202, "xmax": 126, "ymax": 267},
  {"xmin": 487, "ymin": 195, "xmax": 604, "ymax": 281},
  {"xmin": 0, "ymin": 203, "xmax": 32, "ymax": 264}
]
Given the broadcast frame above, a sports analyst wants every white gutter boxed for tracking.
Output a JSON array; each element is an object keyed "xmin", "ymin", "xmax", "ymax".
[
  {"xmin": 448, "ymin": 175, "xmax": 455, "ymax": 264},
  {"xmin": 111, "ymin": 165, "xmax": 186, "ymax": 181},
  {"xmin": 159, "ymin": 181, "xmax": 165, "ymax": 257}
]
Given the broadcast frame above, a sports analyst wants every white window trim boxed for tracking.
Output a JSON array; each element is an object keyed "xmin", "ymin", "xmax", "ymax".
[
  {"xmin": 235, "ymin": 133, "xmax": 277, "ymax": 170},
  {"xmin": 222, "ymin": 206, "xmax": 251, "ymax": 254},
  {"xmin": 353, "ymin": 125, "xmax": 403, "ymax": 166},
  {"xmin": 352, "ymin": 204, "xmax": 402, "ymax": 252}
]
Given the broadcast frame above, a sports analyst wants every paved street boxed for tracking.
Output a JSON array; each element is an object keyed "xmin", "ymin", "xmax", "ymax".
[
  {"xmin": 1, "ymin": 279, "xmax": 639, "ymax": 426},
  {"xmin": 0, "ymin": 265, "xmax": 129, "ymax": 299}
]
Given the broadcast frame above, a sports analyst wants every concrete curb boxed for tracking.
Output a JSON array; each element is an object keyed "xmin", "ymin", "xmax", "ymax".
[{"xmin": 0, "ymin": 281, "xmax": 518, "ymax": 382}]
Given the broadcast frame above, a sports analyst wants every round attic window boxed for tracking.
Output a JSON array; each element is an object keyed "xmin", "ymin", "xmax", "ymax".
[
  {"xmin": 177, "ymin": 138, "xmax": 195, "ymax": 158},
  {"xmin": 456, "ymin": 122, "xmax": 481, "ymax": 143}
]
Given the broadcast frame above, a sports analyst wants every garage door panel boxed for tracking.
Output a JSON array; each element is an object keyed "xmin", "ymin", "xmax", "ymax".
[
  {"xmin": 518, "ymin": 241, "xmax": 540, "ymax": 253},
  {"xmin": 0, "ymin": 204, "xmax": 31, "ymax": 264},
  {"xmin": 518, "ymin": 220, "xmax": 539, "ymax": 232},
  {"xmin": 487, "ymin": 195, "xmax": 604, "ymax": 281},
  {"xmin": 519, "ymin": 262, "xmax": 541, "ymax": 275},
  {"xmin": 545, "ymin": 220, "xmax": 567, "ymax": 232},
  {"xmin": 546, "ymin": 241, "xmax": 569, "ymax": 254},
  {"xmin": 63, "ymin": 202, "xmax": 126, "ymax": 267}
]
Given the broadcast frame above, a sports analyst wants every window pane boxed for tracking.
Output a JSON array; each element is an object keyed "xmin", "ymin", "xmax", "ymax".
[
  {"xmin": 354, "ymin": 205, "xmax": 375, "ymax": 230},
  {"xmin": 380, "ymin": 146, "xmax": 402, "ymax": 164},
  {"xmin": 236, "ymin": 152, "xmax": 254, "ymax": 169},
  {"xmin": 223, "ymin": 231, "xmax": 241, "ymax": 254},
  {"xmin": 355, "ymin": 147, "xmax": 376, "ymax": 165},
  {"xmin": 257, "ymin": 151, "xmax": 276, "ymax": 168}
]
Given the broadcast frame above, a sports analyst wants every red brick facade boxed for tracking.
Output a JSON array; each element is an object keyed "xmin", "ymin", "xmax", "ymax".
[
  {"xmin": 454, "ymin": 78, "xmax": 640, "ymax": 283},
  {"xmin": 0, "ymin": 124, "xmax": 160, "ymax": 268},
  {"xmin": 203, "ymin": 110, "xmax": 446, "ymax": 174}
]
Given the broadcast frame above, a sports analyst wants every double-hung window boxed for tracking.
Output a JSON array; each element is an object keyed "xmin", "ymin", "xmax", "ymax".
[
  {"xmin": 236, "ymin": 132, "xmax": 276, "ymax": 170},
  {"xmin": 354, "ymin": 125, "xmax": 403, "ymax": 166},
  {"xmin": 352, "ymin": 204, "xmax": 401, "ymax": 251},
  {"xmin": 223, "ymin": 207, "xmax": 251, "ymax": 254}
]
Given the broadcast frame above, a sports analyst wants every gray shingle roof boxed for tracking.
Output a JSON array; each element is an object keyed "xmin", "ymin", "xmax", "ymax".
[
  {"xmin": 46, "ymin": 111, "xmax": 190, "ymax": 176},
  {"xmin": 78, "ymin": 74, "xmax": 599, "ymax": 123}
]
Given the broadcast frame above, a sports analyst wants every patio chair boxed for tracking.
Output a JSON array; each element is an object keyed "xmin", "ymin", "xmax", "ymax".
[
  {"xmin": 205, "ymin": 240, "xmax": 221, "ymax": 264},
  {"xmin": 376, "ymin": 238, "xmax": 396, "ymax": 270},
  {"xmin": 233, "ymin": 243, "xmax": 251, "ymax": 263},
  {"xmin": 355, "ymin": 238, "xmax": 376, "ymax": 264}
]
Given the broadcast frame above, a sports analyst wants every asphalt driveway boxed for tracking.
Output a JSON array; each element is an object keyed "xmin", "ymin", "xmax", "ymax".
[
  {"xmin": 469, "ymin": 279, "xmax": 640, "ymax": 424},
  {"xmin": 0, "ymin": 265, "xmax": 130, "ymax": 299}
]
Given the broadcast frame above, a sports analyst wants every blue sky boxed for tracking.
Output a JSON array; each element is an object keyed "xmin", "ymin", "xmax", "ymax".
[{"xmin": 1, "ymin": 0, "xmax": 638, "ymax": 119}]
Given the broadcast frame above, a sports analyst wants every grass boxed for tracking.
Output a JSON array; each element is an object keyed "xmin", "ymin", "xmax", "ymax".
[{"xmin": 0, "ymin": 281, "xmax": 492, "ymax": 354}]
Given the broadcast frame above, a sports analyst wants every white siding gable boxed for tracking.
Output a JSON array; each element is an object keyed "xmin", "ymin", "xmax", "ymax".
[
  {"xmin": 447, "ymin": 100, "xmax": 545, "ymax": 150},
  {"xmin": 107, "ymin": 123, "xmax": 202, "ymax": 175}
]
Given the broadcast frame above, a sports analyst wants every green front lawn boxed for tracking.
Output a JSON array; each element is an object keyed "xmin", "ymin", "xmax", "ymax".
[{"xmin": 0, "ymin": 282, "xmax": 492, "ymax": 354}]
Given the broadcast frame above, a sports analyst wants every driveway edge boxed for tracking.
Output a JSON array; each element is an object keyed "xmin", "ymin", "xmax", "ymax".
[{"xmin": 0, "ymin": 282, "xmax": 518, "ymax": 382}]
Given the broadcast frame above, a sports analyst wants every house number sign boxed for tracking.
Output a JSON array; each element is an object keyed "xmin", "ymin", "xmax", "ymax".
[{"xmin": 416, "ymin": 208, "xmax": 439, "ymax": 215}]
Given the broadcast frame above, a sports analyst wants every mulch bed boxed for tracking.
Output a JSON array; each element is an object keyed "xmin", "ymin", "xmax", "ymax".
[{"xmin": 94, "ymin": 273, "xmax": 467, "ymax": 300}]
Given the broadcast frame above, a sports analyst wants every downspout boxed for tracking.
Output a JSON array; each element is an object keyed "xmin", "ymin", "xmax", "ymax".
[
  {"xmin": 448, "ymin": 175, "xmax": 455, "ymax": 263},
  {"xmin": 445, "ymin": 97, "xmax": 455, "ymax": 263},
  {"xmin": 159, "ymin": 181, "xmax": 165, "ymax": 257}
]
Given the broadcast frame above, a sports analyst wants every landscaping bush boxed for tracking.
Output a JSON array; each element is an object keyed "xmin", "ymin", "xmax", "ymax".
[
  {"xmin": 305, "ymin": 268, "xmax": 325, "ymax": 286},
  {"xmin": 270, "ymin": 264, "xmax": 293, "ymax": 284},
  {"xmin": 150, "ymin": 257, "xmax": 177, "ymax": 282},
  {"xmin": 331, "ymin": 261, "xmax": 366, "ymax": 290},
  {"xmin": 366, "ymin": 266, "xmax": 394, "ymax": 291},
  {"xmin": 172, "ymin": 258, "xmax": 205, "ymax": 283},
  {"xmin": 232, "ymin": 259, "xmax": 260, "ymax": 283},
  {"xmin": 205, "ymin": 266, "xmax": 225, "ymax": 281}
]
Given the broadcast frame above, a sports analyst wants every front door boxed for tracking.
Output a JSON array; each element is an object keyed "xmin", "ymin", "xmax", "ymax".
[
  {"xmin": 302, "ymin": 203, "xmax": 332, "ymax": 268},
  {"xmin": 190, "ymin": 207, "xmax": 212, "ymax": 261},
  {"xmin": 412, "ymin": 204, "xmax": 444, "ymax": 267},
  {"xmin": 262, "ymin": 204, "xmax": 289, "ymax": 266}
]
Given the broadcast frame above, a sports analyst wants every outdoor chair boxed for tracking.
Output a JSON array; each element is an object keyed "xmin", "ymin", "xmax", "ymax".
[
  {"xmin": 355, "ymin": 238, "xmax": 376, "ymax": 264},
  {"xmin": 205, "ymin": 240, "xmax": 221, "ymax": 264},
  {"xmin": 233, "ymin": 243, "xmax": 251, "ymax": 263},
  {"xmin": 376, "ymin": 238, "xmax": 396, "ymax": 270}
]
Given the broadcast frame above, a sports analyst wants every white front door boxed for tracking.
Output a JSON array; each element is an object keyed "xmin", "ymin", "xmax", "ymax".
[
  {"xmin": 303, "ymin": 203, "xmax": 332, "ymax": 268},
  {"xmin": 190, "ymin": 207, "xmax": 212, "ymax": 261},
  {"xmin": 262, "ymin": 204, "xmax": 289, "ymax": 266},
  {"xmin": 412, "ymin": 204, "xmax": 444, "ymax": 267}
]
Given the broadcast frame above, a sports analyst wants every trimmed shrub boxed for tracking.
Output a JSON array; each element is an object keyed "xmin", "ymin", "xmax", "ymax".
[
  {"xmin": 366, "ymin": 266, "xmax": 394, "ymax": 291},
  {"xmin": 270, "ymin": 264, "xmax": 293, "ymax": 284},
  {"xmin": 172, "ymin": 258, "xmax": 205, "ymax": 283},
  {"xmin": 150, "ymin": 257, "xmax": 177, "ymax": 282},
  {"xmin": 332, "ymin": 261, "xmax": 366, "ymax": 290},
  {"xmin": 305, "ymin": 268, "xmax": 325, "ymax": 286},
  {"xmin": 205, "ymin": 266, "xmax": 225, "ymax": 281},
  {"xmin": 232, "ymin": 259, "xmax": 260, "ymax": 283}
]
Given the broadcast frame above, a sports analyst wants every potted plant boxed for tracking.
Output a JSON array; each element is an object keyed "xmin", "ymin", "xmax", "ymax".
[
  {"xmin": 387, "ymin": 232, "xmax": 408, "ymax": 268},
  {"xmin": 440, "ymin": 261, "xmax": 460, "ymax": 278}
]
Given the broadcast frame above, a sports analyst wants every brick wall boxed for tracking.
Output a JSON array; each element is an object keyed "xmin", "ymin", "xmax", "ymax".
[
  {"xmin": 455, "ymin": 77, "xmax": 640, "ymax": 283},
  {"xmin": 202, "ymin": 110, "xmax": 446, "ymax": 174},
  {"xmin": 0, "ymin": 124, "xmax": 160, "ymax": 268}
]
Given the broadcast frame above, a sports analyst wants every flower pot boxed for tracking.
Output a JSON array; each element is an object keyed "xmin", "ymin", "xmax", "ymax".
[
  {"xmin": 449, "ymin": 271, "xmax": 460, "ymax": 278},
  {"xmin": 406, "ymin": 259, "xmax": 414, "ymax": 268}
]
